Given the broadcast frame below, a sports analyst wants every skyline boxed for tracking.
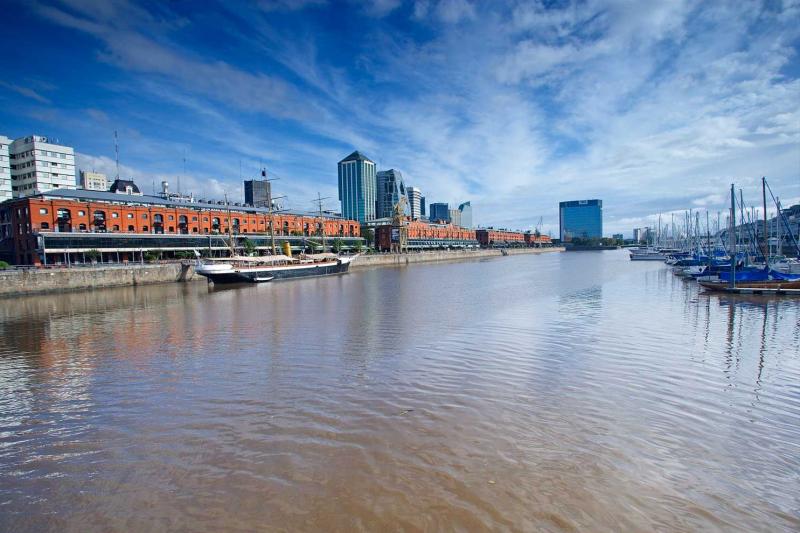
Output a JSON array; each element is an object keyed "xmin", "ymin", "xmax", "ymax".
[{"xmin": 0, "ymin": 0, "xmax": 798, "ymax": 237}]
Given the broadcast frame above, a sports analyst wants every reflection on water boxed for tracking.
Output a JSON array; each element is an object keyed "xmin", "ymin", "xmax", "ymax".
[{"xmin": 1, "ymin": 250, "xmax": 799, "ymax": 532}]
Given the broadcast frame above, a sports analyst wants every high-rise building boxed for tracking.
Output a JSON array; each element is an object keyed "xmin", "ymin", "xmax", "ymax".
[
  {"xmin": 429, "ymin": 202, "xmax": 450, "ymax": 223},
  {"xmin": 0, "ymin": 136, "xmax": 11, "ymax": 202},
  {"xmin": 559, "ymin": 199, "xmax": 603, "ymax": 241},
  {"xmin": 633, "ymin": 228, "xmax": 643, "ymax": 242},
  {"xmin": 80, "ymin": 170, "xmax": 108, "ymax": 191},
  {"xmin": 407, "ymin": 186, "xmax": 423, "ymax": 219},
  {"xmin": 376, "ymin": 169, "xmax": 408, "ymax": 219},
  {"xmin": 9, "ymin": 135, "xmax": 76, "ymax": 198},
  {"xmin": 612, "ymin": 233, "xmax": 623, "ymax": 241},
  {"xmin": 244, "ymin": 171, "xmax": 272, "ymax": 208},
  {"xmin": 338, "ymin": 151, "xmax": 376, "ymax": 223},
  {"xmin": 458, "ymin": 201, "xmax": 472, "ymax": 229},
  {"xmin": 449, "ymin": 207, "xmax": 461, "ymax": 227}
]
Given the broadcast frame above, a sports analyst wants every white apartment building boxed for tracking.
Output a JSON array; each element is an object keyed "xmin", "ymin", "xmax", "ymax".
[
  {"xmin": 407, "ymin": 186, "xmax": 422, "ymax": 220},
  {"xmin": 9, "ymin": 135, "xmax": 76, "ymax": 198},
  {"xmin": 80, "ymin": 170, "xmax": 109, "ymax": 191},
  {"xmin": 0, "ymin": 135, "xmax": 11, "ymax": 202}
]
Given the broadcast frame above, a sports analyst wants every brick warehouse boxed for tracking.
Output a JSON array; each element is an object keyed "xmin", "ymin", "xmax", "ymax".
[
  {"xmin": 375, "ymin": 219, "xmax": 479, "ymax": 251},
  {"xmin": 475, "ymin": 228, "xmax": 527, "ymax": 247},
  {"xmin": 0, "ymin": 189, "xmax": 362, "ymax": 265}
]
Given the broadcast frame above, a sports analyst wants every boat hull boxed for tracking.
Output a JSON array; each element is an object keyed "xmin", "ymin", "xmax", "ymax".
[
  {"xmin": 197, "ymin": 259, "xmax": 352, "ymax": 284},
  {"xmin": 699, "ymin": 280, "xmax": 800, "ymax": 292}
]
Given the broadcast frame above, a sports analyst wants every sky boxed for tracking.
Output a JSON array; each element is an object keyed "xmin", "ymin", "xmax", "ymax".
[{"xmin": 0, "ymin": 0, "xmax": 798, "ymax": 237}]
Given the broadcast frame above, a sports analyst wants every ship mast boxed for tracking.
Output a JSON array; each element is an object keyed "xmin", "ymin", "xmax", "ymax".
[
  {"xmin": 225, "ymin": 193, "xmax": 235, "ymax": 257},
  {"xmin": 313, "ymin": 193, "xmax": 331, "ymax": 253}
]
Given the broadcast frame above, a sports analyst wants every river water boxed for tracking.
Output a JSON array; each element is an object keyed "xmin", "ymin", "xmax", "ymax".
[{"xmin": 1, "ymin": 250, "xmax": 798, "ymax": 532}]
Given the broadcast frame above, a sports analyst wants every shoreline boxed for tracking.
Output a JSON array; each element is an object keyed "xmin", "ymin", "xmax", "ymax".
[{"xmin": 0, "ymin": 247, "xmax": 565, "ymax": 297}]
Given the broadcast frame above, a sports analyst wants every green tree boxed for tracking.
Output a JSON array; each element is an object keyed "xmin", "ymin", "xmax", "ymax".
[
  {"xmin": 143, "ymin": 251, "xmax": 160, "ymax": 262},
  {"xmin": 332, "ymin": 237, "xmax": 344, "ymax": 253},
  {"xmin": 241, "ymin": 237, "xmax": 256, "ymax": 256},
  {"xmin": 362, "ymin": 228, "xmax": 374, "ymax": 247},
  {"xmin": 0, "ymin": 260, "xmax": 10, "ymax": 270},
  {"xmin": 85, "ymin": 249, "xmax": 101, "ymax": 263},
  {"xmin": 353, "ymin": 239, "xmax": 363, "ymax": 253}
]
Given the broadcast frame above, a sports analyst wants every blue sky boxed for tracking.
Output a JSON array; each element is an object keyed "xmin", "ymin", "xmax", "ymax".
[{"xmin": 0, "ymin": 0, "xmax": 798, "ymax": 236}]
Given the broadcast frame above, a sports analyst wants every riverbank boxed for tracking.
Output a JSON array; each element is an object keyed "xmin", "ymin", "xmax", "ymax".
[
  {"xmin": 0, "ymin": 247, "xmax": 564, "ymax": 297},
  {"xmin": 0, "ymin": 262, "xmax": 199, "ymax": 297},
  {"xmin": 351, "ymin": 247, "xmax": 564, "ymax": 269}
]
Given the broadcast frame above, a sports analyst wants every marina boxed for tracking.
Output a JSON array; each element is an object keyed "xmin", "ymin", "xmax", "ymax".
[{"xmin": 629, "ymin": 179, "xmax": 800, "ymax": 296}]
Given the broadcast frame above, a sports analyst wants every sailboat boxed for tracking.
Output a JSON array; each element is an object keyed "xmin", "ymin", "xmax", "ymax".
[
  {"xmin": 699, "ymin": 181, "xmax": 800, "ymax": 293},
  {"xmin": 194, "ymin": 194, "xmax": 357, "ymax": 284}
]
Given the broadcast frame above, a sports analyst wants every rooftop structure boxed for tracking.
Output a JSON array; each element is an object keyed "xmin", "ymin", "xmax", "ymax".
[{"xmin": 109, "ymin": 178, "xmax": 142, "ymax": 195}]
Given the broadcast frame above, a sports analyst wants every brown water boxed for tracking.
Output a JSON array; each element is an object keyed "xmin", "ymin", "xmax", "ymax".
[{"xmin": 1, "ymin": 250, "xmax": 799, "ymax": 532}]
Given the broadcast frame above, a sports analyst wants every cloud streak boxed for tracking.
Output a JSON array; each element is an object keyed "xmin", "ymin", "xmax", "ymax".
[{"xmin": 8, "ymin": 0, "xmax": 799, "ymax": 236}]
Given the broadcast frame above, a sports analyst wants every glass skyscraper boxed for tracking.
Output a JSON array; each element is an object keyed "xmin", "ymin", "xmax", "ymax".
[
  {"xmin": 458, "ymin": 201, "xmax": 472, "ymax": 229},
  {"xmin": 376, "ymin": 169, "xmax": 408, "ymax": 219},
  {"xmin": 559, "ymin": 199, "xmax": 603, "ymax": 241},
  {"xmin": 338, "ymin": 151, "xmax": 376, "ymax": 223},
  {"xmin": 429, "ymin": 202, "xmax": 450, "ymax": 223}
]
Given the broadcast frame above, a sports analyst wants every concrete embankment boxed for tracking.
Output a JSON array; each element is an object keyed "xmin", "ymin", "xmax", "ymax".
[
  {"xmin": 0, "ymin": 247, "xmax": 564, "ymax": 297},
  {"xmin": 0, "ymin": 262, "xmax": 201, "ymax": 297},
  {"xmin": 351, "ymin": 247, "xmax": 564, "ymax": 269}
]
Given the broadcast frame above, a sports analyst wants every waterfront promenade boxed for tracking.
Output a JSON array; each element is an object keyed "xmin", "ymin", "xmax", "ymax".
[{"xmin": 0, "ymin": 247, "xmax": 564, "ymax": 296}]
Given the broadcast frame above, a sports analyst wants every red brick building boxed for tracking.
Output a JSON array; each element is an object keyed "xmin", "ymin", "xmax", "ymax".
[
  {"xmin": 475, "ymin": 228, "xmax": 526, "ymax": 247},
  {"xmin": 524, "ymin": 232, "xmax": 553, "ymax": 247},
  {"xmin": 0, "ymin": 189, "xmax": 361, "ymax": 265},
  {"xmin": 375, "ymin": 219, "xmax": 479, "ymax": 251}
]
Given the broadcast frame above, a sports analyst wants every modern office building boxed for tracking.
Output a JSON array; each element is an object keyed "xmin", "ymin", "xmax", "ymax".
[
  {"xmin": 80, "ymin": 170, "xmax": 108, "ymax": 191},
  {"xmin": 458, "ymin": 201, "xmax": 473, "ymax": 229},
  {"xmin": 612, "ymin": 233, "xmax": 623, "ymax": 241},
  {"xmin": 9, "ymin": 135, "xmax": 76, "ymax": 198},
  {"xmin": 429, "ymin": 202, "xmax": 450, "ymax": 223},
  {"xmin": 0, "ymin": 136, "xmax": 11, "ymax": 202},
  {"xmin": 376, "ymin": 169, "xmax": 408, "ymax": 219},
  {"xmin": 338, "ymin": 150, "xmax": 377, "ymax": 223},
  {"xmin": 633, "ymin": 228, "xmax": 643, "ymax": 243},
  {"xmin": 559, "ymin": 199, "xmax": 603, "ymax": 241},
  {"xmin": 244, "ymin": 172, "xmax": 272, "ymax": 208},
  {"xmin": 407, "ymin": 186, "xmax": 423, "ymax": 219},
  {"xmin": 449, "ymin": 207, "xmax": 461, "ymax": 227}
]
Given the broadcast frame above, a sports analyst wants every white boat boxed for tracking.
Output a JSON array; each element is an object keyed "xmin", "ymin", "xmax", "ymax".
[{"xmin": 195, "ymin": 253, "xmax": 357, "ymax": 284}]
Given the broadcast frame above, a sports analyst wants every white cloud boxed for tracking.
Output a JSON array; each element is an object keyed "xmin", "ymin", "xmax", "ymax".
[{"xmin": 26, "ymin": 0, "xmax": 800, "ymax": 236}]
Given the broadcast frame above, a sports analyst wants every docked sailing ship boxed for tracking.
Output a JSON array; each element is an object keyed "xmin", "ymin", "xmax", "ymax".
[
  {"xmin": 195, "ymin": 250, "xmax": 356, "ymax": 284},
  {"xmin": 194, "ymin": 195, "xmax": 358, "ymax": 284}
]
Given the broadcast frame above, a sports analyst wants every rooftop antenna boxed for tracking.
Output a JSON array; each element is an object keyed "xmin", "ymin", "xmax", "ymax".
[
  {"xmin": 114, "ymin": 130, "xmax": 120, "ymax": 180},
  {"xmin": 179, "ymin": 148, "xmax": 185, "ymax": 196}
]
